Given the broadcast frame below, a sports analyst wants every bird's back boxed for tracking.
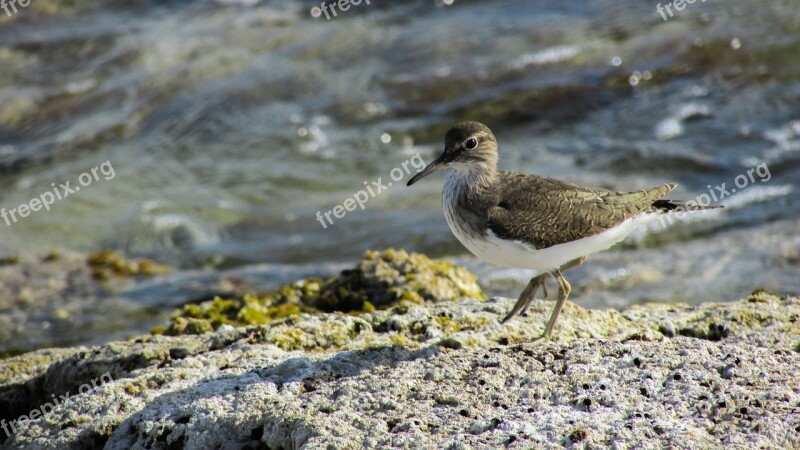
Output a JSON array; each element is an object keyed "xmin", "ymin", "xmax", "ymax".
[{"xmin": 488, "ymin": 171, "xmax": 676, "ymax": 249}]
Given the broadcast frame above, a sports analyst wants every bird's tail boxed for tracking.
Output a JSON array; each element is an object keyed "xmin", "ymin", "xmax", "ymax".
[{"xmin": 651, "ymin": 199, "xmax": 724, "ymax": 212}]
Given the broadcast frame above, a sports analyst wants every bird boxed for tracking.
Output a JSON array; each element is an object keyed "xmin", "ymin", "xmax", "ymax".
[{"xmin": 407, "ymin": 121, "xmax": 721, "ymax": 338}]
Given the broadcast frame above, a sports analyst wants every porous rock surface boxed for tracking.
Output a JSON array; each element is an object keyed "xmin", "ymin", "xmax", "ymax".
[{"xmin": 1, "ymin": 291, "xmax": 799, "ymax": 449}]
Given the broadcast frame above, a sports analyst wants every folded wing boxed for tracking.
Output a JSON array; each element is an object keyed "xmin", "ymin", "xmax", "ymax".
[{"xmin": 487, "ymin": 172, "xmax": 676, "ymax": 249}]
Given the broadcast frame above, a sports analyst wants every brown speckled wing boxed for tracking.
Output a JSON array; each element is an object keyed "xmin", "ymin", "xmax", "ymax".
[{"xmin": 487, "ymin": 171, "xmax": 676, "ymax": 249}]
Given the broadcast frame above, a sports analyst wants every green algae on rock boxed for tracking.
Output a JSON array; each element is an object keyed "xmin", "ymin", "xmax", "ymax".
[
  {"xmin": 314, "ymin": 249, "xmax": 485, "ymax": 311},
  {"xmin": 159, "ymin": 287, "xmax": 319, "ymax": 337},
  {"xmin": 0, "ymin": 255, "xmax": 20, "ymax": 265},
  {"xmin": 623, "ymin": 289, "xmax": 800, "ymax": 351},
  {"xmin": 86, "ymin": 250, "xmax": 171, "ymax": 281},
  {"xmin": 161, "ymin": 249, "xmax": 486, "ymax": 336}
]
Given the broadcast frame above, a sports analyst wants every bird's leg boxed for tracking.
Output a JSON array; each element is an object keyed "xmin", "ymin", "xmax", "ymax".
[
  {"xmin": 518, "ymin": 271, "xmax": 552, "ymax": 317},
  {"xmin": 559, "ymin": 255, "xmax": 586, "ymax": 272},
  {"xmin": 501, "ymin": 272, "xmax": 550, "ymax": 323},
  {"xmin": 539, "ymin": 256, "xmax": 585, "ymax": 337},
  {"xmin": 501, "ymin": 256, "xmax": 586, "ymax": 326},
  {"xmin": 542, "ymin": 269, "xmax": 572, "ymax": 338}
]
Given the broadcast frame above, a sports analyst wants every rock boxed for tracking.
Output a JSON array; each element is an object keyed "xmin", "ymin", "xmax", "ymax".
[
  {"xmin": 1, "ymin": 291, "xmax": 799, "ymax": 449},
  {"xmin": 314, "ymin": 248, "xmax": 485, "ymax": 311},
  {"xmin": 0, "ymin": 251, "xmax": 173, "ymax": 356},
  {"xmin": 1, "ymin": 248, "xmax": 477, "ymax": 355},
  {"xmin": 161, "ymin": 248, "xmax": 486, "ymax": 335},
  {"xmin": 622, "ymin": 288, "xmax": 799, "ymax": 350},
  {"xmin": 86, "ymin": 250, "xmax": 171, "ymax": 281}
]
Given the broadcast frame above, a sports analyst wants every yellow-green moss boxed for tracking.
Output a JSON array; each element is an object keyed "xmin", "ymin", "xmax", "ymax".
[
  {"xmin": 272, "ymin": 328, "xmax": 307, "ymax": 351},
  {"xmin": 435, "ymin": 316, "xmax": 462, "ymax": 333},
  {"xmin": 314, "ymin": 248, "xmax": 485, "ymax": 312},
  {"xmin": 41, "ymin": 252, "xmax": 61, "ymax": 262},
  {"xmin": 167, "ymin": 317, "xmax": 214, "ymax": 335},
  {"xmin": 747, "ymin": 288, "xmax": 781, "ymax": 303},
  {"xmin": 456, "ymin": 315, "xmax": 491, "ymax": 331},
  {"xmin": 388, "ymin": 333, "xmax": 416, "ymax": 348},
  {"xmin": 0, "ymin": 255, "xmax": 20, "ymax": 265},
  {"xmin": 161, "ymin": 249, "xmax": 485, "ymax": 337},
  {"xmin": 121, "ymin": 379, "xmax": 150, "ymax": 397},
  {"xmin": 463, "ymin": 336, "xmax": 484, "ymax": 348},
  {"xmin": 239, "ymin": 298, "xmax": 302, "ymax": 325},
  {"xmin": 0, "ymin": 349, "xmax": 26, "ymax": 359},
  {"xmin": 87, "ymin": 250, "xmax": 171, "ymax": 280},
  {"xmin": 164, "ymin": 286, "xmax": 319, "ymax": 336},
  {"xmin": 0, "ymin": 348, "xmax": 82, "ymax": 383}
]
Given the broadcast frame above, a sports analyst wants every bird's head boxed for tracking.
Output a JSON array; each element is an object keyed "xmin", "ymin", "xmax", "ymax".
[{"xmin": 407, "ymin": 121, "xmax": 498, "ymax": 186}]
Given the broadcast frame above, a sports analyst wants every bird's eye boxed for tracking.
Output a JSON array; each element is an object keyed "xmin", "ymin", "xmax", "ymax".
[{"xmin": 465, "ymin": 137, "xmax": 478, "ymax": 150}]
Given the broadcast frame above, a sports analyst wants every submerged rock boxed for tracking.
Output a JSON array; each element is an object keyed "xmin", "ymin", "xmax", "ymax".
[
  {"xmin": 1, "ymin": 288, "xmax": 799, "ymax": 449},
  {"xmin": 86, "ymin": 250, "xmax": 172, "ymax": 281}
]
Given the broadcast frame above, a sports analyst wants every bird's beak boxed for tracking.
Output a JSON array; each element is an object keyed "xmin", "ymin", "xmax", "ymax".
[{"xmin": 407, "ymin": 152, "xmax": 449, "ymax": 186}]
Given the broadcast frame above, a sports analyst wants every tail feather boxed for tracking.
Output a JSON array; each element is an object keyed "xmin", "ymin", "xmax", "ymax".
[{"xmin": 652, "ymin": 199, "xmax": 724, "ymax": 212}]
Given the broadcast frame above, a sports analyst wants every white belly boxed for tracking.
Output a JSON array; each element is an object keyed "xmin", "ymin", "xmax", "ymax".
[{"xmin": 484, "ymin": 217, "xmax": 647, "ymax": 271}]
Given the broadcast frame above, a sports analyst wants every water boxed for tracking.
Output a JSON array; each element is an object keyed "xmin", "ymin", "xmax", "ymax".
[{"xmin": 0, "ymin": 0, "xmax": 798, "ymax": 352}]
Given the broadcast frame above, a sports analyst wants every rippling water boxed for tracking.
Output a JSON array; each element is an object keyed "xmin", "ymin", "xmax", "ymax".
[{"xmin": 0, "ymin": 0, "xmax": 798, "ymax": 351}]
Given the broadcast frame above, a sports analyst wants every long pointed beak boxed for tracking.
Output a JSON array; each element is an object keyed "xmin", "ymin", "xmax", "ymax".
[{"xmin": 407, "ymin": 153, "xmax": 448, "ymax": 186}]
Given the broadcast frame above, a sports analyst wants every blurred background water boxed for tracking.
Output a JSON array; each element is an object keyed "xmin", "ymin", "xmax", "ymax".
[{"xmin": 0, "ymin": 0, "xmax": 798, "ymax": 352}]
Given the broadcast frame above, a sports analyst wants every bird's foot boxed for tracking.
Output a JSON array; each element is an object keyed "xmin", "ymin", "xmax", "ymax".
[{"xmin": 501, "ymin": 272, "xmax": 550, "ymax": 323}]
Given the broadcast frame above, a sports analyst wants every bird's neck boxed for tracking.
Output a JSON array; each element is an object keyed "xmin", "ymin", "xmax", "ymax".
[{"xmin": 444, "ymin": 164, "xmax": 499, "ymax": 209}]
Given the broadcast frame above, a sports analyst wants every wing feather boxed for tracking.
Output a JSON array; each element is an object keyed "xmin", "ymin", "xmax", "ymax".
[{"xmin": 487, "ymin": 172, "xmax": 675, "ymax": 249}]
